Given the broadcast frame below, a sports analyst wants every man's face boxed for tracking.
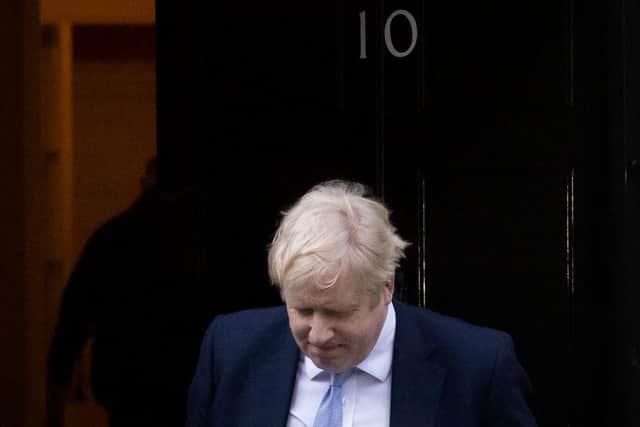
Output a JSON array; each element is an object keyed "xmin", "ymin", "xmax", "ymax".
[{"xmin": 283, "ymin": 276, "xmax": 393, "ymax": 373}]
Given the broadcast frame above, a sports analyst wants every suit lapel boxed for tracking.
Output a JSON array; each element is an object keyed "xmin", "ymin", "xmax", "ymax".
[
  {"xmin": 244, "ymin": 316, "xmax": 300, "ymax": 427},
  {"xmin": 390, "ymin": 302, "xmax": 446, "ymax": 427}
]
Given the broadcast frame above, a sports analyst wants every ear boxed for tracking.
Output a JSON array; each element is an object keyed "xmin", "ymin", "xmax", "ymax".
[{"xmin": 382, "ymin": 279, "xmax": 394, "ymax": 305}]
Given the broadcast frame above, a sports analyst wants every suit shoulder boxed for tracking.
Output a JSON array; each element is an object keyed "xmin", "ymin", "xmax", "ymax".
[
  {"xmin": 425, "ymin": 308, "xmax": 509, "ymax": 343},
  {"xmin": 196, "ymin": 305, "xmax": 292, "ymax": 377},
  {"xmin": 397, "ymin": 302, "xmax": 511, "ymax": 363},
  {"xmin": 204, "ymin": 306, "xmax": 289, "ymax": 349},
  {"xmin": 214, "ymin": 305, "xmax": 287, "ymax": 329}
]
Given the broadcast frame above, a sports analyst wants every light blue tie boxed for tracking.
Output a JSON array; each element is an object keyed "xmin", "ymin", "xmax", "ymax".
[{"xmin": 313, "ymin": 370, "xmax": 352, "ymax": 427}]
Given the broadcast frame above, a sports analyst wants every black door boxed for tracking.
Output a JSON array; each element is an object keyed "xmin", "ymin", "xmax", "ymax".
[{"xmin": 157, "ymin": 1, "xmax": 638, "ymax": 425}]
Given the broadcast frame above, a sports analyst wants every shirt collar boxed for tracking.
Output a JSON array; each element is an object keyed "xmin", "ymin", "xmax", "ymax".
[{"xmin": 303, "ymin": 302, "xmax": 396, "ymax": 382}]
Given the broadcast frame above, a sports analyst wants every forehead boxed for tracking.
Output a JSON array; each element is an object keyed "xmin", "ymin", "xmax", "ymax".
[{"xmin": 284, "ymin": 277, "xmax": 365, "ymax": 308}]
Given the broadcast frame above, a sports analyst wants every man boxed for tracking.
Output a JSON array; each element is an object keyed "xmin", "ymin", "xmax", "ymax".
[
  {"xmin": 186, "ymin": 180, "xmax": 537, "ymax": 426},
  {"xmin": 49, "ymin": 158, "xmax": 212, "ymax": 427}
]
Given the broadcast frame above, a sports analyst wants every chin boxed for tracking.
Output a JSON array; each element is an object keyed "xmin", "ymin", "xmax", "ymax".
[
  {"xmin": 315, "ymin": 358, "xmax": 354, "ymax": 373},
  {"xmin": 310, "ymin": 356, "xmax": 342, "ymax": 371}
]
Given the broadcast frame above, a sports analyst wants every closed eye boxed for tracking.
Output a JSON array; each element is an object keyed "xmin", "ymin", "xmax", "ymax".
[
  {"xmin": 296, "ymin": 308, "xmax": 313, "ymax": 316},
  {"xmin": 324, "ymin": 308, "xmax": 358, "ymax": 319}
]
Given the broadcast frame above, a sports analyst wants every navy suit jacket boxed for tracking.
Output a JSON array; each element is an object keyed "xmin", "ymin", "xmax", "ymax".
[{"xmin": 186, "ymin": 301, "xmax": 537, "ymax": 426}]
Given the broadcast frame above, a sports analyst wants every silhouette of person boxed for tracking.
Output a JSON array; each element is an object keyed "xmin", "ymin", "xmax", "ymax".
[{"xmin": 48, "ymin": 158, "xmax": 217, "ymax": 427}]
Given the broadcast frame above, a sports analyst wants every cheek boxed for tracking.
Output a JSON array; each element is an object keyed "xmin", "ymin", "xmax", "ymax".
[
  {"xmin": 353, "ymin": 318, "xmax": 378, "ymax": 347},
  {"xmin": 334, "ymin": 324, "xmax": 357, "ymax": 343},
  {"xmin": 288, "ymin": 317, "xmax": 309, "ymax": 341}
]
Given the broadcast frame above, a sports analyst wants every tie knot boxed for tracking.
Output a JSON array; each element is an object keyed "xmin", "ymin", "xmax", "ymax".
[{"xmin": 331, "ymin": 370, "xmax": 352, "ymax": 387}]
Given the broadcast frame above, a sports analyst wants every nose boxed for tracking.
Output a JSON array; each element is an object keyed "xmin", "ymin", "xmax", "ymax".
[{"xmin": 307, "ymin": 314, "xmax": 334, "ymax": 346}]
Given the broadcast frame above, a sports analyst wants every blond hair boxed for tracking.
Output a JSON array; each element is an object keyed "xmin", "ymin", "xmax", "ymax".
[{"xmin": 268, "ymin": 180, "xmax": 409, "ymax": 297}]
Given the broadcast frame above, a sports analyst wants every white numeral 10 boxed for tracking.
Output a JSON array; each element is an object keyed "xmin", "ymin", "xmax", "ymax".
[{"xmin": 359, "ymin": 9, "xmax": 418, "ymax": 59}]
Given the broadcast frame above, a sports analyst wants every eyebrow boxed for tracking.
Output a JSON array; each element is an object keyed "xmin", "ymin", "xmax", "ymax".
[{"xmin": 326, "ymin": 304, "xmax": 359, "ymax": 313}]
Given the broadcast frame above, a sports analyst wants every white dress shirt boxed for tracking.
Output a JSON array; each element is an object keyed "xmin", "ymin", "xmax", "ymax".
[{"xmin": 287, "ymin": 303, "xmax": 396, "ymax": 427}]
